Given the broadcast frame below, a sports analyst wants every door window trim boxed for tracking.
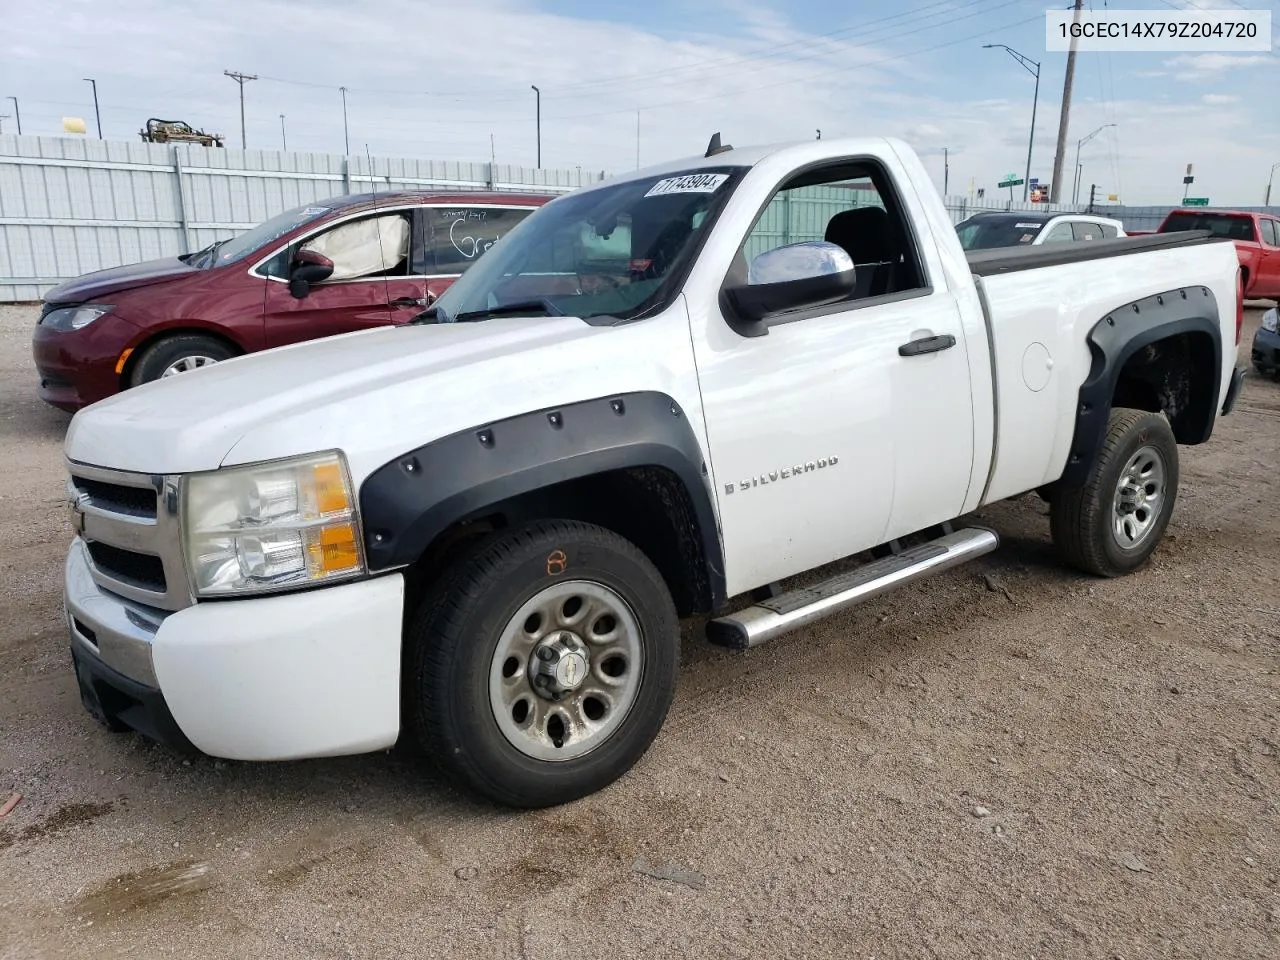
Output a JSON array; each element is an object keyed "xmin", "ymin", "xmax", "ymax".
[
  {"xmin": 247, "ymin": 202, "xmax": 541, "ymax": 283},
  {"xmin": 717, "ymin": 154, "xmax": 935, "ymax": 333}
]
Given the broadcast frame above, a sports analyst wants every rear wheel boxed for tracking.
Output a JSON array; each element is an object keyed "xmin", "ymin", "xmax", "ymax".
[
  {"xmin": 1050, "ymin": 408, "xmax": 1179, "ymax": 577},
  {"xmin": 128, "ymin": 334, "xmax": 236, "ymax": 387},
  {"xmin": 405, "ymin": 519, "xmax": 680, "ymax": 808}
]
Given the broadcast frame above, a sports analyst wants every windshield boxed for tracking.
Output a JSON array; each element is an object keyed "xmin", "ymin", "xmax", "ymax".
[
  {"xmin": 206, "ymin": 202, "xmax": 334, "ymax": 267},
  {"xmin": 1160, "ymin": 212, "xmax": 1256, "ymax": 241},
  {"xmin": 955, "ymin": 217, "xmax": 1046, "ymax": 250},
  {"xmin": 431, "ymin": 167, "xmax": 743, "ymax": 323}
]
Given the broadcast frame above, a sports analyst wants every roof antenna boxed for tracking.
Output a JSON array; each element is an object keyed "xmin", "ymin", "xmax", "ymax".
[{"xmin": 704, "ymin": 132, "xmax": 733, "ymax": 157}]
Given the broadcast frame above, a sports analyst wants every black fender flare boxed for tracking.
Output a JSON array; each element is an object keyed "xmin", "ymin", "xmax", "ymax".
[
  {"xmin": 1058, "ymin": 286, "xmax": 1222, "ymax": 488},
  {"xmin": 357, "ymin": 391, "xmax": 726, "ymax": 606}
]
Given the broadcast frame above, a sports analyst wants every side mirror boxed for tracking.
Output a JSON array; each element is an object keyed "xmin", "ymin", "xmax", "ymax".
[
  {"xmin": 288, "ymin": 248, "xmax": 335, "ymax": 299},
  {"xmin": 722, "ymin": 241, "xmax": 856, "ymax": 336}
]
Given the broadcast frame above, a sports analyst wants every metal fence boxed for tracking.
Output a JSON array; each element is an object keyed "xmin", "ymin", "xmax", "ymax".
[
  {"xmin": 0, "ymin": 134, "xmax": 605, "ymax": 301},
  {"xmin": 3, "ymin": 134, "xmax": 1278, "ymax": 302}
]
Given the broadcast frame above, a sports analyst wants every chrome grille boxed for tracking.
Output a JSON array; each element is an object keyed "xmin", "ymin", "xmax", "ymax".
[{"xmin": 66, "ymin": 461, "xmax": 192, "ymax": 611}]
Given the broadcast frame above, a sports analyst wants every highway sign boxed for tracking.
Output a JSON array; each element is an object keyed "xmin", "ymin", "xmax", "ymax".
[
  {"xmin": 998, "ymin": 177, "xmax": 1024, "ymax": 188},
  {"xmin": 1183, "ymin": 197, "xmax": 1210, "ymax": 206}
]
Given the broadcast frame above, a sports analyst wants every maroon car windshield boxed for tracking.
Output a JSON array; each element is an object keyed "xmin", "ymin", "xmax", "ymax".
[{"xmin": 198, "ymin": 203, "xmax": 334, "ymax": 268}]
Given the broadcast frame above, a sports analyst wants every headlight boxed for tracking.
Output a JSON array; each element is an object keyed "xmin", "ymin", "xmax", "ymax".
[
  {"xmin": 182, "ymin": 451, "xmax": 365, "ymax": 597},
  {"xmin": 1263, "ymin": 308, "xmax": 1278, "ymax": 334},
  {"xmin": 40, "ymin": 304, "xmax": 113, "ymax": 331}
]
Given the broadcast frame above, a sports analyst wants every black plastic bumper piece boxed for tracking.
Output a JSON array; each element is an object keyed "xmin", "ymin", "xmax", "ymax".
[
  {"xmin": 1221, "ymin": 365, "xmax": 1246, "ymax": 416},
  {"xmin": 70, "ymin": 644, "xmax": 198, "ymax": 754}
]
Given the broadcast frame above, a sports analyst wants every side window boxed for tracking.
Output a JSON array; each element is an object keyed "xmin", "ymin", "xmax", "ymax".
[
  {"xmin": 421, "ymin": 206, "xmax": 534, "ymax": 275},
  {"xmin": 299, "ymin": 212, "xmax": 411, "ymax": 281},
  {"xmin": 1072, "ymin": 222, "xmax": 1103, "ymax": 241},
  {"xmin": 1042, "ymin": 222, "xmax": 1076, "ymax": 243},
  {"xmin": 260, "ymin": 247, "xmax": 291, "ymax": 279},
  {"xmin": 738, "ymin": 162, "xmax": 924, "ymax": 302},
  {"xmin": 1097, "ymin": 222, "xmax": 1119, "ymax": 238},
  {"xmin": 1262, "ymin": 219, "xmax": 1280, "ymax": 247}
]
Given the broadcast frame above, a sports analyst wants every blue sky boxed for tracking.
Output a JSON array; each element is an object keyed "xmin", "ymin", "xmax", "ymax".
[{"xmin": 2, "ymin": 0, "xmax": 1277, "ymax": 204}]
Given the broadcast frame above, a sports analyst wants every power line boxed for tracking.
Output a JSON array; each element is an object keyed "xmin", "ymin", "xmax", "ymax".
[{"xmin": 253, "ymin": 0, "xmax": 1032, "ymax": 107}]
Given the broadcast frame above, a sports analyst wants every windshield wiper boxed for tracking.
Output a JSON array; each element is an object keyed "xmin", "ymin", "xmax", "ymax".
[
  {"xmin": 452, "ymin": 298, "xmax": 565, "ymax": 323},
  {"xmin": 198, "ymin": 239, "xmax": 226, "ymax": 268}
]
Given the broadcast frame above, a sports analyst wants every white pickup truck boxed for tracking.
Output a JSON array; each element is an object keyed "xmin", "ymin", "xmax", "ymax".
[{"xmin": 61, "ymin": 134, "xmax": 1247, "ymax": 808}]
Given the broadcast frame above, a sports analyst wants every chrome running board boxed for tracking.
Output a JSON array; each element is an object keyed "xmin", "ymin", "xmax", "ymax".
[{"xmin": 706, "ymin": 527, "xmax": 999, "ymax": 649}]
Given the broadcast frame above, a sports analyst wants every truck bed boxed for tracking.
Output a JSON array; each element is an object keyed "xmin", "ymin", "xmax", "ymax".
[
  {"xmin": 969, "ymin": 232, "xmax": 1241, "ymax": 508},
  {"xmin": 966, "ymin": 229, "xmax": 1219, "ymax": 276}
]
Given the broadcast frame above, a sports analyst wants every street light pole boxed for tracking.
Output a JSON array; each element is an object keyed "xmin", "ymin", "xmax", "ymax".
[
  {"xmin": 944, "ymin": 146, "xmax": 949, "ymax": 196},
  {"xmin": 1072, "ymin": 123, "xmax": 1117, "ymax": 205},
  {"xmin": 1266, "ymin": 161, "xmax": 1280, "ymax": 206},
  {"xmin": 82, "ymin": 78, "xmax": 102, "ymax": 138},
  {"xmin": 6, "ymin": 97, "xmax": 20, "ymax": 135},
  {"xmin": 983, "ymin": 44, "xmax": 1040, "ymax": 203},
  {"xmin": 339, "ymin": 86, "xmax": 349, "ymax": 155},
  {"xmin": 279, "ymin": 114, "xmax": 287, "ymax": 152},
  {"xmin": 530, "ymin": 85, "xmax": 541, "ymax": 169}
]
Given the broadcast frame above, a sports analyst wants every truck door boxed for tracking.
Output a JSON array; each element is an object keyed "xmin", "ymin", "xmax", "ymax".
[
  {"xmin": 1259, "ymin": 218, "xmax": 1280, "ymax": 298},
  {"xmin": 690, "ymin": 160, "xmax": 976, "ymax": 596}
]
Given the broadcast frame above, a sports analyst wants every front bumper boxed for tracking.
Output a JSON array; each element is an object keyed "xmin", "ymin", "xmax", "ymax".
[
  {"xmin": 65, "ymin": 539, "xmax": 406, "ymax": 760},
  {"xmin": 1253, "ymin": 325, "xmax": 1280, "ymax": 373},
  {"xmin": 32, "ymin": 313, "xmax": 134, "ymax": 412}
]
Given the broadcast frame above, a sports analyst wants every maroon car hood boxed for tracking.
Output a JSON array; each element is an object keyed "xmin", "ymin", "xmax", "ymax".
[{"xmin": 44, "ymin": 256, "xmax": 200, "ymax": 304}]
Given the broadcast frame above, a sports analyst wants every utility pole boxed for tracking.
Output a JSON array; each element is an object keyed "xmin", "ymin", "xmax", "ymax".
[
  {"xmin": 223, "ymin": 70, "xmax": 257, "ymax": 149},
  {"xmin": 82, "ymin": 78, "xmax": 102, "ymax": 138},
  {"xmin": 1265, "ymin": 161, "xmax": 1280, "ymax": 206},
  {"xmin": 1073, "ymin": 123, "xmax": 1116, "ymax": 204},
  {"xmin": 1088, "ymin": 183, "xmax": 1096, "ymax": 215},
  {"xmin": 944, "ymin": 146, "xmax": 950, "ymax": 196},
  {"xmin": 6, "ymin": 97, "xmax": 19, "ymax": 135},
  {"xmin": 279, "ymin": 114, "xmax": 287, "ymax": 151},
  {"xmin": 983, "ymin": 44, "xmax": 1040, "ymax": 202},
  {"xmin": 1050, "ymin": 0, "xmax": 1084, "ymax": 202},
  {"xmin": 636, "ymin": 110, "xmax": 640, "ymax": 169},
  {"xmin": 339, "ymin": 86, "xmax": 349, "ymax": 155},
  {"xmin": 530, "ymin": 85, "xmax": 541, "ymax": 169}
]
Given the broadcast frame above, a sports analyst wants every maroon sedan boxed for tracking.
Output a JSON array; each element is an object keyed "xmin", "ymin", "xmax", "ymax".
[{"xmin": 32, "ymin": 190, "xmax": 552, "ymax": 411}]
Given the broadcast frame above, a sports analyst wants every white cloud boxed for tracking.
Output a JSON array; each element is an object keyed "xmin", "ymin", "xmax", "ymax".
[
  {"xmin": 1201, "ymin": 94, "xmax": 1239, "ymax": 105},
  {"xmin": 0, "ymin": 0, "xmax": 1276, "ymax": 204},
  {"xmin": 1164, "ymin": 53, "xmax": 1275, "ymax": 79}
]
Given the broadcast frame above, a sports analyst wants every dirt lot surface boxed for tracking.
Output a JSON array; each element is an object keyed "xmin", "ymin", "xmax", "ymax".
[{"xmin": 1, "ymin": 303, "xmax": 1277, "ymax": 960}]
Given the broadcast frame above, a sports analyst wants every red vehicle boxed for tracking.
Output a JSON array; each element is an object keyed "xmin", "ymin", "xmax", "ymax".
[
  {"xmin": 32, "ymin": 191, "xmax": 553, "ymax": 411},
  {"xmin": 1155, "ymin": 209, "xmax": 1280, "ymax": 301}
]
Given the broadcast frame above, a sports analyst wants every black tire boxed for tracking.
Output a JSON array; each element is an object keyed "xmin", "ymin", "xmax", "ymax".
[
  {"xmin": 1050, "ymin": 407, "xmax": 1179, "ymax": 577},
  {"xmin": 405, "ymin": 519, "xmax": 680, "ymax": 808},
  {"xmin": 128, "ymin": 334, "xmax": 236, "ymax": 387}
]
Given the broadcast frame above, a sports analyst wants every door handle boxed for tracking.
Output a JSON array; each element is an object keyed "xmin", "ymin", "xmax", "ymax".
[
  {"xmin": 389, "ymin": 296, "xmax": 429, "ymax": 308},
  {"xmin": 898, "ymin": 334, "xmax": 956, "ymax": 357}
]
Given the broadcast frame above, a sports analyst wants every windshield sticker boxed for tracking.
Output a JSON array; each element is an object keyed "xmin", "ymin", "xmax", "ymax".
[
  {"xmin": 1014, "ymin": 222, "xmax": 1042, "ymax": 229},
  {"xmin": 644, "ymin": 173, "xmax": 729, "ymax": 198}
]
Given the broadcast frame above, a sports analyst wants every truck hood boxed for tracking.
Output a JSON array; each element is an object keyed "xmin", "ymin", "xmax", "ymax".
[
  {"xmin": 64, "ymin": 316, "xmax": 611, "ymax": 475},
  {"xmin": 44, "ymin": 256, "xmax": 198, "ymax": 304}
]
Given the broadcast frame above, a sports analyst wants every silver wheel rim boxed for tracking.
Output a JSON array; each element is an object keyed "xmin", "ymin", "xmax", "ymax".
[
  {"xmin": 1111, "ymin": 444, "xmax": 1166, "ymax": 550},
  {"xmin": 160, "ymin": 355, "xmax": 217, "ymax": 377},
  {"xmin": 489, "ymin": 579, "xmax": 644, "ymax": 762}
]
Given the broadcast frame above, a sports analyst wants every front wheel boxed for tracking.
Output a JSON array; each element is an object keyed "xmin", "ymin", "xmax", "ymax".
[
  {"xmin": 1050, "ymin": 408, "xmax": 1180, "ymax": 577},
  {"xmin": 405, "ymin": 520, "xmax": 680, "ymax": 808},
  {"xmin": 128, "ymin": 334, "xmax": 236, "ymax": 387}
]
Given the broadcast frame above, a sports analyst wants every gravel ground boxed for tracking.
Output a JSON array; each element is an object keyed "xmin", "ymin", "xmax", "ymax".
[{"xmin": 1, "ymin": 302, "xmax": 1278, "ymax": 960}]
